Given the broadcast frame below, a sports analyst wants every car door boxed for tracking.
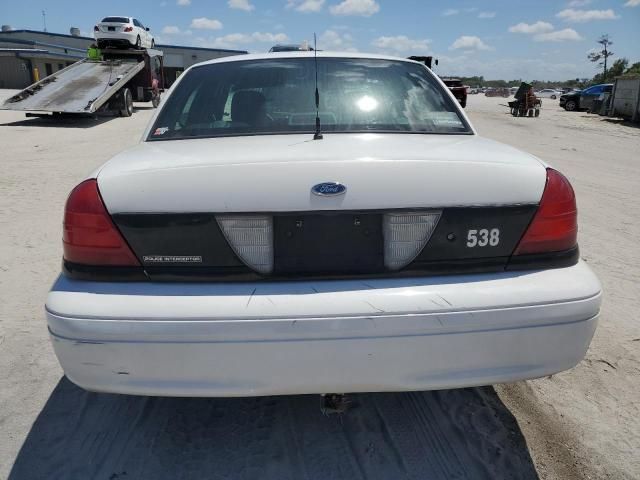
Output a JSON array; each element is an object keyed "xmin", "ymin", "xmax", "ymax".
[
  {"xmin": 132, "ymin": 19, "xmax": 145, "ymax": 46},
  {"xmin": 139, "ymin": 20, "xmax": 151, "ymax": 47},
  {"xmin": 138, "ymin": 19, "xmax": 150, "ymax": 47},
  {"xmin": 580, "ymin": 86, "xmax": 602, "ymax": 110}
]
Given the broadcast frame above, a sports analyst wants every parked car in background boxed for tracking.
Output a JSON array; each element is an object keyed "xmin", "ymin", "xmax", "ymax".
[
  {"xmin": 441, "ymin": 77, "xmax": 467, "ymax": 108},
  {"xmin": 269, "ymin": 43, "xmax": 313, "ymax": 52},
  {"xmin": 485, "ymin": 87, "xmax": 510, "ymax": 98},
  {"xmin": 94, "ymin": 16, "xmax": 155, "ymax": 49},
  {"xmin": 46, "ymin": 52, "xmax": 601, "ymax": 398},
  {"xmin": 560, "ymin": 84, "xmax": 613, "ymax": 111},
  {"xmin": 536, "ymin": 89, "xmax": 562, "ymax": 99}
]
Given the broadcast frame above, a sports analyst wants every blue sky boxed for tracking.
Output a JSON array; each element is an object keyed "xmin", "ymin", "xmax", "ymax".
[{"xmin": 1, "ymin": 0, "xmax": 638, "ymax": 80}]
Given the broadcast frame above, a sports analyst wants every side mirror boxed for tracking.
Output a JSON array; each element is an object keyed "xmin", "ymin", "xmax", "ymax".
[
  {"xmin": 146, "ymin": 27, "xmax": 150, "ymax": 31},
  {"xmin": 435, "ymin": 59, "xmax": 439, "ymax": 66}
]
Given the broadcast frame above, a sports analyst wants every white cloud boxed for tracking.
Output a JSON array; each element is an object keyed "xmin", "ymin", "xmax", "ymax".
[
  {"xmin": 508, "ymin": 21, "xmax": 554, "ymax": 34},
  {"xmin": 478, "ymin": 12, "xmax": 496, "ymax": 18},
  {"xmin": 286, "ymin": 0, "xmax": 325, "ymax": 12},
  {"xmin": 568, "ymin": 0, "xmax": 591, "ymax": 6},
  {"xmin": 534, "ymin": 28, "xmax": 583, "ymax": 42},
  {"xmin": 329, "ymin": 0, "xmax": 380, "ymax": 17},
  {"xmin": 206, "ymin": 31, "xmax": 289, "ymax": 49},
  {"xmin": 556, "ymin": 8, "xmax": 619, "ymax": 22},
  {"xmin": 371, "ymin": 35, "xmax": 430, "ymax": 55},
  {"xmin": 251, "ymin": 32, "xmax": 289, "ymax": 42},
  {"xmin": 508, "ymin": 20, "xmax": 583, "ymax": 43},
  {"xmin": 436, "ymin": 54, "xmax": 590, "ymax": 81},
  {"xmin": 177, "ymin": 0, "xmax": 191, "ymax": 5},
  {"xmin": 442, "ymin": 9, "xmax": 459, "ymax": 16},
  {"xmin": 228, "ymin": 0, "xmax": 255, "ymax": 11},
  {"xmin": 624, "ymin": 0, "xmax": 640, "ymax": 6},
  {"xmin": 320, "ymin": 30, "xmax": 357, "ymax": 51},
  {"xmin": 449, "ymin": 35, "xmax": 491, "ymax": 51},
  {"xmin": 190, "ymin": 17, "xmax": 224, "ymax": 30},
  {"xmin": 161, "ymin": 25, "xmax": 181, "ymax": 34}
]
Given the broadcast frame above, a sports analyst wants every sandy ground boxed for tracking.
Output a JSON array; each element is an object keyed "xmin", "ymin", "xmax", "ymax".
[{"xmin": 0, "ymin": 91, "xmax": 638, "ymax": 480}]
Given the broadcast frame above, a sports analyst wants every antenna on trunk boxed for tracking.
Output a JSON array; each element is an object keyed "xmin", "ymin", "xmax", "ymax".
[{"xmin": 313, "ymin": 33, "xmax": 323, "ymax": 140}]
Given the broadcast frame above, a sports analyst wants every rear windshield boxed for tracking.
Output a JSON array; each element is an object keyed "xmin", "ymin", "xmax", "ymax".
[
  {"xmin": 101, "ymin": 17, "xmax": 129, "ymax": 23},
  {"xmin": 148, "ymin": 57, "xmax": 471, "ymax": 141}
]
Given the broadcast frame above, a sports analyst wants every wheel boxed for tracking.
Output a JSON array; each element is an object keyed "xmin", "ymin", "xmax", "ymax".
[
  {"xmin": 119, "ymin": 88, "xmax": 133, "ymax": 117},
  {"xmin": 535, "ymin": 108, "xmax": 540, "ymax": 117},
  {"xmin": 460, "ymin": 98, "xmax": 466, "ymax": 108},
  {"xmin": 551, "ymin": 95, "xmax": 557, "ymax": 99},
  {"xmin": 151, "ymin": 92, "xmax": 161, "ymax": 108},
  {"xmin": 528, "ymin": 109, "xmax": 534, "ymax": 117},
  {"xmin": 565, "ymin": 100, "xmax": 577, "ymax": 111},
  {"xmin": 135, "ymin": 35, "xmax": 141, "ymax": 49}
]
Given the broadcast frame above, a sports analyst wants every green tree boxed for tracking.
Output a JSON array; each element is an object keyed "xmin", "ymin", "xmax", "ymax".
[
  {"xmin": 624, "ymin": 62, "xmax": 640, "ymax": 76},
  {"xmin": 587, "ymin": 34, "xmax": 613, "ymax": 77},
  {"xmin": 588, "ymin": 34, "xmax": 614, "ymax": 78},
  {"xmin": 592, "ymin": 58, "xmax": 628, "ymax": 83}
]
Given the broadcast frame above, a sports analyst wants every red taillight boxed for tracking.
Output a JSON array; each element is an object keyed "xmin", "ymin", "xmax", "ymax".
[
  {"xmin": 124, "ymin": 26, "xmax": 133, "ymax": 32},
  {"xmin": 63, "ymin": 179, "xmax": 140, "ymax": 266},
  {"xmin": 94, "ymin": 25, "xmax": 99, "ymax": 32},
  {"xmin": 513, "ymin": 168, "xmax": 577, "ymax": 255}
]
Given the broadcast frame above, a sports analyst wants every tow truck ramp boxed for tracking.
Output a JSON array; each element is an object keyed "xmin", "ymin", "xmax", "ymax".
[{"xmin": 0, "ymin": 49, "xmax": 163, "ymax": 115}]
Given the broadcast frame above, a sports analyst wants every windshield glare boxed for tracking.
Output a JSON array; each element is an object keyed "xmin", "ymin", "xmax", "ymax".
[{"xmin": 148, "ymin": 58, "xmax": 470, "ymax": 141}]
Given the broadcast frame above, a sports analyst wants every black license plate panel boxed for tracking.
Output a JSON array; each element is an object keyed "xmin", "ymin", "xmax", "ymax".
[{"xmin": 274, "ymin": 214, "xmax": 383, "ymax": 274}]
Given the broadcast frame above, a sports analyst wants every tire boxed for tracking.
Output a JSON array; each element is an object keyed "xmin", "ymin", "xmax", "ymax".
[
  {"xmin": 460, "ymin": 98, "xmax": 466, "ymax": 108},
  {"xmin": 119, "ymin": 88, "xmax": 133, "ymax": 117},
  {"xmin": 564, "ymin": 100, "xmax": 577, "ymax": 111},
  {"xmin": 535, "ymin": 109, "xmax": 540, "ymax": 117},
  {"xmin": 551, "ymin": 95, "xmax": 557, "ymax": 100},
  {"xmin": 135, "ymin": 35, "xmax": 141, "ymax": 49}
]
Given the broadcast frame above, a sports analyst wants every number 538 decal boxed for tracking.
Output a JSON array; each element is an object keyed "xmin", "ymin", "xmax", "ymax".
[{"xmin": 466, "ymin": 228, "xmax": 500, "ymax": 247}]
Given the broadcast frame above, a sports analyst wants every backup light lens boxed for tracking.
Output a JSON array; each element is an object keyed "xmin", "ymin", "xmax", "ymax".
[
  {"xmin": 383, "ymin": 211, "xmax": 441, "ymax": 270},
  {"xmin": 217, "ymin": 216, "xmax": 274, "ymax": 274},
  {"xmin": 513, "ymin": 168, "xmax": 577, "ymax": 255},
  {"xmin": 63, "ymin": 179, "xmax": 140, "ymax": 266}
]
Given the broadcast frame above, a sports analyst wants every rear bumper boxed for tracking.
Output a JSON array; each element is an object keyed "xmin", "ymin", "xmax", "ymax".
[
  {"xmin": 94, "ymin": 32, "xmax": 137, "ymax": 46},
  {"xmin": 46, "ymin": 261, "xmax": 601, "ymax": 397}
]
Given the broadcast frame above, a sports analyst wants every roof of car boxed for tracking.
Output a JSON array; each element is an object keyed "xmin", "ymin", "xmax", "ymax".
[{"xmin": 193, "ymin": 51, "xmax": 421, "ymax": 68}]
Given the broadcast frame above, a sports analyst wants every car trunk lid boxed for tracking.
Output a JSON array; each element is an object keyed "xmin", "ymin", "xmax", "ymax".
[
  {"xmin": 88, "ymin": 134, "xmax": 550, "ymax": 280},
  {"xmin": 98, "ymin": 133, "xmax": 546, "ymax": 214}
]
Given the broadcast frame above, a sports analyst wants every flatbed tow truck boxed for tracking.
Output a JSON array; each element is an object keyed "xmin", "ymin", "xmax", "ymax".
[{"xmin": 0, "ymin": 48, "xmax": 164, "ymax": 117}]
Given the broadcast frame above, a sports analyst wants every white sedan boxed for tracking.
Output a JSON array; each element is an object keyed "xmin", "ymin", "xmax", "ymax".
[
  {"xmin": 93, "ymin": 16, "xmax": 155, "ymax": 49},
  {"xmin": 46, "ymin": 52, "xmax": 601, "ymax": 397},
  {"xmin": 536, "ymin": 89, "xmax": 562, "ymax": 99}
]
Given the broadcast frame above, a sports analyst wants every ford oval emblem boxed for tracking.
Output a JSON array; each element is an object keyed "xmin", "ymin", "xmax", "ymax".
[{"xmin": 312, "ymin": 182, "xmax": 347, "ymax": 196}]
